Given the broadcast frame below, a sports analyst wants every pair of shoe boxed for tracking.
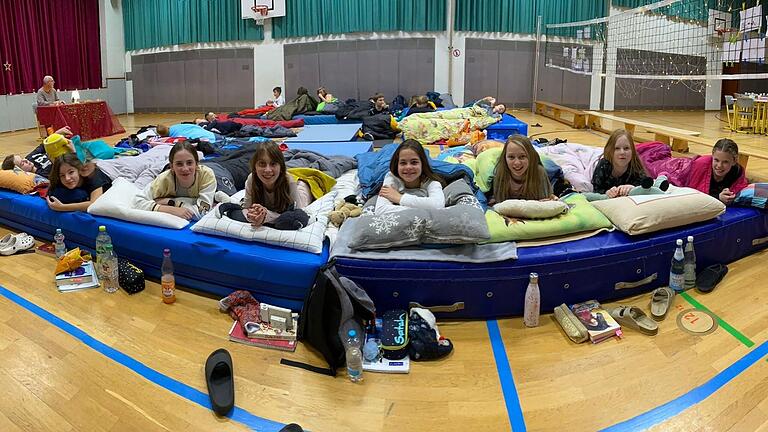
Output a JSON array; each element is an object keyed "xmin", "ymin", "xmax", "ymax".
[
  {"xmin": 610, "ymin": 298, "xmax": 663, "ymax": 336},
  {"xmin": 0, "ymin": 232, "xmax": 35, "ymax": 256}
]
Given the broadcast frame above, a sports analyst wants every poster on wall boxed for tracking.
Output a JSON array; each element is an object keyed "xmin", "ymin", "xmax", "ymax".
[
  {"xmin": 739, "ymin": 5, "xmax": 762, "ymax": 32},
  {"xmin": 722, "ymin": 40, "xmax": 742, "ymax": 63}
]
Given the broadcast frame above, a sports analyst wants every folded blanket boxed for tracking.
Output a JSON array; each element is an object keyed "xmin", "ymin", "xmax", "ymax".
[{"xmin": 288, "ymin": 167, "xmax": 336, "ymax": 199}]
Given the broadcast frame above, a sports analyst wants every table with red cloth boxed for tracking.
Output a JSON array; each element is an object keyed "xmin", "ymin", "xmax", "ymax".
[{"xmin": 36, "ymin": 101, "xmax": 125, "ymax": 140}]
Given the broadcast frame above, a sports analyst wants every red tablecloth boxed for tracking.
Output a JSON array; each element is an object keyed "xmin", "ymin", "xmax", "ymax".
[{"xmin": 36, "ymin": 101, "xmax": 125, "ymax": 141}]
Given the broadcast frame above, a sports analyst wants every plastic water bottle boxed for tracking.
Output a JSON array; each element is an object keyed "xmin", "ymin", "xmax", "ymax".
[
  {"xmin": 523, "ymin": 272, "xmax": 541, "ymax": 327},
  {"xmin": 345, "ymin": 329, "xmax": 363, "ymax": 383},
  {"xmin": 684, "ymin": 236, "xmax": 696, "ymax": 290},
  {"xmin": 54, "ymin": 229, "xmax": 66, "ymax": 258},
  {"xmin": 102, "ymin": 244, "xmax": 119, "ymax": 293},
  {"xmin": 95, "ymin": 226, "xmax": 112, "ymax": 278},
  {"xmin": 669, "ymin": 239, "xmax": 686, "ymax": 293},
  {"xmin": 161, "ymin": 249, "xmax": 176, "ymax": 304}
]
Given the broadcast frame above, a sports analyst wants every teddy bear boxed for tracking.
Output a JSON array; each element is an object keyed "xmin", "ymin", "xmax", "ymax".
[
  {"xmin": 584, "ymin": 175, "xmax": 670, "ymax": 202},
  {"xmin": 328, "ymin": 196, "xmax": 362, "ymax": 228}
]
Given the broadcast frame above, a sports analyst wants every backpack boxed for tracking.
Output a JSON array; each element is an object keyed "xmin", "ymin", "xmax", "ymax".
[{"xmin": 281, "ymin": 261, "xmax": 376, "ymax": 376}]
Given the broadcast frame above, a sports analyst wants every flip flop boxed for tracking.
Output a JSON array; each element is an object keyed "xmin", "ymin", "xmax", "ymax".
[
  {"xmin": 610, "ymin": 306, "xmax": 659, "ymax": 336},
  {"xmin": 0, "ymin": 233, "xmax": 35, "ymax": 256},
  {"xmin": 696, "ymin": 264, "xmax": 728, "ymax": 293},
  {"xmin": 649, "ymin": 287, "xmax": 675, "ymax": 321},
  {"xmin": 205, "ymin": 348, "xmax": 235, "ymax": 416}
]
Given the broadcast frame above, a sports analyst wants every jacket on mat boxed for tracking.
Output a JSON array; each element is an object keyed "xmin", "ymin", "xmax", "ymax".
[{"xmin": 266, "ymin": 94, "xmax": 317, "ymax": 121}]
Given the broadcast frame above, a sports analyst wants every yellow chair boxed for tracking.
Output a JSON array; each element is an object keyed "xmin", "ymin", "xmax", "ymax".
[{"xmin": 734, "ymin": 97, "xmax": 755, "ymax": 132}]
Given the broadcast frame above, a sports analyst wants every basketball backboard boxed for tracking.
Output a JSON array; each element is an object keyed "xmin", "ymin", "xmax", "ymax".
[{"xmin": 241, "ymin": 0, "xmax": 286, "ymax": 20}]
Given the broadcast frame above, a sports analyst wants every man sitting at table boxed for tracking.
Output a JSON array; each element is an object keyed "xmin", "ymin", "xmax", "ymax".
[{"xmin": 36, "ymin": 76, "xmax": 63, "ymax": 107}]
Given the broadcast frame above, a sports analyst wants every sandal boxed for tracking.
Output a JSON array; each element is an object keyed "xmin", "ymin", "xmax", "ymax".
[
  {"xmin": 553, "ymin": 303, "xmax": 589, "ymax": 343},
  {"xmin": 205, "ymin": 348, "xmax": 235, "ymax": 416},
  {"xmin": 0, "ymin": 233, "xmax": 35, "ymax": 256},
  {"xmin": 649, "ymin": 287, "xmax": 675, "ymax": 321},
  {"xmin": 697, "ymin": 264, "xmax": 728, "ymax": 293},
  {"xmin": 610, "ymin": 306, "xmax": 659, "ymax": 335}
]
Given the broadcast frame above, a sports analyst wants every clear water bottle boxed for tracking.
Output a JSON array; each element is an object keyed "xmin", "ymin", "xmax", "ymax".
[
  {"xmin": 161, "ymin": 249, "xmax": 176, "ymax": 304},
  {"xmin": 345, "ymin": 329, "xmax": 363, "ymax": 383},
  {"xmin": 669, "ymin": 239, "xmax": 686, "ymax": 293},
  {"xmin": 95, "ymin": 225, "xmax": 112, "ymax": 278},
  {"xmin": 684, "ymin": 235, "xmax": 696, "ymax": 290},
  {"xmin": 54, "ymin": 229, "xmax": 66, "ymax": 258},
  {"xmin": 523, "ymin": 272, "xmax": 541, "ymax": 327},
  {"xmin": 102, "ymin": 244, "xmax": 119, "ymax": 293}
]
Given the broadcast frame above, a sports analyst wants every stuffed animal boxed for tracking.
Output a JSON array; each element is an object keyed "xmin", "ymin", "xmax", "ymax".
[
  {"xmin": 584, "ymin": 175, "xmax": 670, "ymax": 202},
  {"xmin": 329, "ymin": 200, "xmax": 362, "ymax": 227}
]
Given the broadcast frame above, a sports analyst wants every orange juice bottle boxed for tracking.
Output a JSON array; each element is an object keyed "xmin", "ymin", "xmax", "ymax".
[{"xmin": 161, "ymin": 248, "xmax": 176, "ymax": 304}]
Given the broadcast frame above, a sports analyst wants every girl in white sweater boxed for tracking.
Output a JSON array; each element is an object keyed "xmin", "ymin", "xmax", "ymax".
[{"xmin": 375, "ymin": 140, "xmax": 445, "ymax": 215}]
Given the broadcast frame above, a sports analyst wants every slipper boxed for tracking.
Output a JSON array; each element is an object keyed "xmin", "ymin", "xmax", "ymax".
[
  {"xmin": 279, "ymin": 424, "xmax": 305, "ymax": 432},
  {"xmin": 696, "ymin": 264, "xmax": 728, "ymax": 293},
  {"xmin": 205, "ymin": 348, "xmax": 235, "ymax": 416},
  {"xmin": 610, "ymin": 306, "xmax": 658, "ymax": 335},
  {"xmin": 649, "ymin": 287, "xmax": 674, "ymax": 321},
  {"xmin": 0, "ymin": 233, "xmax": 35, "ymax": 256}
]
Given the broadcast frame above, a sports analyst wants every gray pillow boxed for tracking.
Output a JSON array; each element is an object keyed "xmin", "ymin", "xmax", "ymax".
[{"xmin": 347, "ymin": 179, "xmax": 489, "ymax": 250}]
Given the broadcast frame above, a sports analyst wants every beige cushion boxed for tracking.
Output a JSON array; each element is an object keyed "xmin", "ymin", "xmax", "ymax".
[
  {"xmin": 591, "ymin": 186, "xmax": 725, "ymax": 235},
  {"xmin": 493, "ymin": 199, "xmax": 569, "ymax": 219},
  {"xmin": 0, "ymin": 168, "xmax": 38, "ymax": 193}
]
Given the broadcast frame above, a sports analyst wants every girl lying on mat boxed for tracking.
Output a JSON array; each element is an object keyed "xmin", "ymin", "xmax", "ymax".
[
  {"xmin": 216, "ymin": 141, "xmax": 313, "ymax": 229},
  {"xmin": 47, "ymin": 153, "xmax": 111, "ymax": 212},
  {"xmin": 490, "ymin": 135, "xmax": 556, "ymax": 204},
  {"xmin": 132, "ymin": 141, "xmax": 216, "ymax": 220},
  {"xmin": 591, "ymin": 129, "xmax": 649, "ymax": 197},
  {"xmin": 374, "ymin": 140, "xmax": 445, "ymax": 215},
  {"xmin": 637, "ymin": 138, "xmax": 748, "ymax": 205}
]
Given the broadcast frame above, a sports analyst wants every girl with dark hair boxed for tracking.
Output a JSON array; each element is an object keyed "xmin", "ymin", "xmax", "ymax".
[
  {"xmin": 133, "ymin": 141, "xmax": 216, "ymax": 220},
  {"xmin": 216, "ymin": 141, "xmax": 312, "ymax": 227},
  {"xmin": 687, "ymin": 138, "xmax": 748, "ymax": 204},
  {"xmin": 47, "ymin": 153, "xmax": 110, "ymax": 212},
  {"xmin": 374, "ymin": 140, "xmax": 445, "ymax": 215},
  {"xmin": 591, "ymin": 129, "xmax": 648, "ymax": 197},
  {"xmin": 492, "ymin": 135, "xmax": 554, "ymax": 203}
]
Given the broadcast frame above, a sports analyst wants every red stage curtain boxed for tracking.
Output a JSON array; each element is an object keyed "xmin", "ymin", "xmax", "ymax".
[{"xmin": 0, "ymin": 0, "xmax": 102, "ymax": 96}]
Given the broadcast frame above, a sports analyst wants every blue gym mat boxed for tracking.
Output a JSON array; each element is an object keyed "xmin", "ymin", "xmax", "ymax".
[
  {"xmin": 287, "ymin": 141, "xmax": 373, "ymax": 158},
  {"xmin": 286, "ymin": 123, "xmax": 362, "ymax": 143}
]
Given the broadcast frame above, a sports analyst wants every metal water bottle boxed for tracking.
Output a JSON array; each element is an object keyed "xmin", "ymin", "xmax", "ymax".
[{"xmin": 523, "ymin": 273, "xmax": 541, "ymax": 327}]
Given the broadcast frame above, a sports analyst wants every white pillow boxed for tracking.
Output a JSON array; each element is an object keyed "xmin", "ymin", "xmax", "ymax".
[
  {"xmin": 88, "ymin": 177, "xmax": 189, "ymax": 229},
  {"xmin": 331, "ymin": 169, "xmax": 360, "ymax": 199},
  {"xmin": 493, "ymin": 199, "xmax": 569, "ymax": 219},
  {"xmin": 191, "ymin": 191, "xmax": 336, "ymax": 254}
]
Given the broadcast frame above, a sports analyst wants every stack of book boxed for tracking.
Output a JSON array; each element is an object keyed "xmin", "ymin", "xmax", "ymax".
[
  {"xmin": 570, "ymin": 300, "xmax": 622, "ymax": 344},
  {"xmin": 56, "ymin": 261, "xmax": 100, "ymax": 293},
  {"xmin": 228, "ymin": 321, "xmax": 297, "ymax": 352}
]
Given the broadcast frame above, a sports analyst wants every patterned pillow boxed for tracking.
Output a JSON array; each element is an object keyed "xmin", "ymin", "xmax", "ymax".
[
  {"xmin": 735, "ymin": 183, "xmax": 768, "ymax": 208},
  {"xmin": 191, "ymin": 191, "xmax": 336, "ymax": 253},
  {"xmin": 0, "ymin": 168, "xmax": 40, "ymax": 193},
  {"xmin": 347, "ymin": 179, "xmax": 489, "ymax": 250}
]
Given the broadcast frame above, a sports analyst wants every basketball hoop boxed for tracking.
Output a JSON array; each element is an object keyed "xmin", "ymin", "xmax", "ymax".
[{"xmin": 251, "ymin": 5, "xmax": 268, "ymax": 16}]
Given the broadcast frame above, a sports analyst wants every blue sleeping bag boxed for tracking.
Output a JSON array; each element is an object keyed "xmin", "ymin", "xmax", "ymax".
[{"xmin": 355, "ymin": 143, "xmax": 488, "ymax": 209}]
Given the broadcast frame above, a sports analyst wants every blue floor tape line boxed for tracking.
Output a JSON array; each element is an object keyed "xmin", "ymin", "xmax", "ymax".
[
  {"xmin": 486, "ymin": 320, "xmax": 527, "ymax": 432},
  {"xmin": 602, "ymin": 339, "xmax": 768, "ymax": 432},
  {"xmin": 0, "ymin": 285, "xmax": 285, "ymax": 432}
]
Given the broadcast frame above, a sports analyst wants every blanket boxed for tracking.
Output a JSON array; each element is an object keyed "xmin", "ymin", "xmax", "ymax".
[
  {"xmin": 398, "ymin": 105, "xmax": 500, "ymax": 144},
  {"xmin": 283, "ymin": 149, "xmax": 357, "ymax": 178},
  {"xmin": 636, "ymin": 142, "xmax": 695, "ymax": 187},
  {"xmin": 96, "ymin": 146, "xmax": 178, "ymax": 189},
  {"xmin": 287, "ymin": 167, "xmax": 337, "ymax": 199},
  {"xmin": 216, "ymin": 114, "xmax": 304, "ymax": 129},
  {"xmin": 536, "ymin": 143, "xmax": 602, "ymax": 192},
  {"xmin": 355, "ymin": 143, "xmax": 487, "ymax": 207},
  {"xmin": 266, "ymin": 94, "xmax": 317, "ymax": 121},
  {"xmin": 234, "ymin": 124, "xmax": 296, "ymax": 138}
]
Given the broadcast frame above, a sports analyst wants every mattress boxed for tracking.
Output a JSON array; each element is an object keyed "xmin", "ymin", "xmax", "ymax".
[
  {"xmin": 485, "ymin": 114, "xmax": 529, "ymax": 141},
  {"xmin": 334, "ymin": 207, "xmax": 768, "ymax": 319},
  {"xmin": 0, "ymin": 190, "xmax": 327, "ymax": 310},
  {"xmin": 293, "ymin": 115, "xmax": 359, "ymax": 125}
]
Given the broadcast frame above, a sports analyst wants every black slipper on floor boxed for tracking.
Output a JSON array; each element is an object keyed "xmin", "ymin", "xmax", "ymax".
[
  {"xmin": 279, "ymin": 424, "xmax": 305, "ymax": 432},
  {"xmin": 696, "ymin": 264, "xmax": 728, "ymax": 293},
  {"xmin": 205, "ymin": 348, "xmax": 235, "ymax": 416}
]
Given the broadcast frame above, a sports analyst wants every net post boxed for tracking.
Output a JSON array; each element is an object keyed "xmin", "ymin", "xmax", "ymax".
[{"xmin": 533, "ymin": 15, "xmax": 543, "ymax": 114}]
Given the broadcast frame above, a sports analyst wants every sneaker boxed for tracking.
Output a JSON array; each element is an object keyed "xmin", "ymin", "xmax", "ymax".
[
  {"xmin": 362, "ymin": 132, "xmax": 375, "ymax": 141},
  {"xmin": 214, "ymin": 191, "xmax": 231, "ymax": 204}
]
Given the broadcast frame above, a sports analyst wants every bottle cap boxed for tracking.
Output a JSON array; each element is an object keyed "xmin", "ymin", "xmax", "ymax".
[
  {"xmin": 529, "ymin": 272, "xmax": 538, "ymax": 281},
  {"xmin": 348, "ymin": 329, "xmax": 356, "ymax": 338},
  {"xmin": 687, "ymin": 235, "xmax": 693, "ymax": 242},
  {"xmin": 56, "ymin": 228, "xmax": 61, "ymax": 234},
  {"xmin": 99, "ymin": 225, "xmax": 106, "ymax": 231},
  {"xmin": 676, "ymin": 239, "xmax": 683, "ymax": 246},
  {"xmin": 163, "ymin": 248, "xmax": 170, "ymax": 255}
]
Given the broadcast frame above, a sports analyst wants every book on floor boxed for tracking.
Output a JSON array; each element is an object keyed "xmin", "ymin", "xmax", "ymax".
[
  {"xmin": 57, "ymin": 266, "xmax": 100, "ymax": 293},
  {"xmin": 245, "ymin": 314, "xmax": 299, "ymax": 341},
  {"xmin": 570, "ymin": 300, "xmax": 621, "ymax": 343},
  {"xmin": 228, "ymin": 321, "xmax": 297, "ymax": 352},
  {"xmin": 55, "ymin": 261, "xmax": 95, "ymax": 286}
]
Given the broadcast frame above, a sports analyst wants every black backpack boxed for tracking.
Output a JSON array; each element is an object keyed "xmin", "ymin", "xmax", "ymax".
[{"xmin": 281, "ymin": 261, "xmax": 376, "ymax": 376}]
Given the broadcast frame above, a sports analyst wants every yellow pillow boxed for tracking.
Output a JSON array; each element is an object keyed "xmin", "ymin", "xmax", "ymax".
[
  {"xmin": 44, "ymin": 133, "xmax": 71, "ymax": 159},
  {"xmin": 0, "ymin": 168, "xmax": 37, "ymax": 193}
]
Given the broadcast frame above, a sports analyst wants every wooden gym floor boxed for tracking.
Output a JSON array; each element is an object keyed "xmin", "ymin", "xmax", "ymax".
[{"xmin": 0, "ymin": 111, "xmax": 766, "ymax": 431}]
